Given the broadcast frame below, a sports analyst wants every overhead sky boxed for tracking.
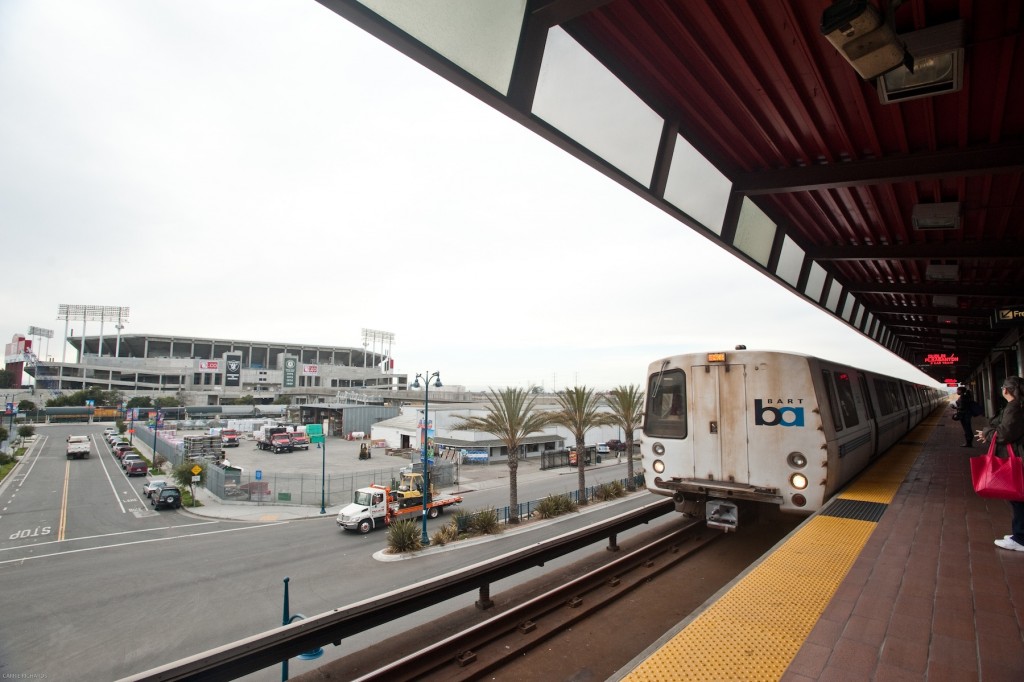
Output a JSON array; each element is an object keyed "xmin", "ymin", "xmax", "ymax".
[{"xmin": 0, "ymin": 0, "xmax": 941, "ymax": 391}]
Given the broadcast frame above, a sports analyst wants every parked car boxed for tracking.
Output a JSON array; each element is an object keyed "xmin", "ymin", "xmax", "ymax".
[
  {"xmin": 112, "ymin": 443, "xmax": 132, "ymax": 457},
  {"xmin": 121, "ymin": 453, "xmax": 143, "ymax": 469},
  {"xmin": 605, "ymin": 439, "xmax": 626, "ymax": 452},
  {"xmin": 596, "ymin": 443, "xmax": 611, "ymax": 455},
  {"xmin": 152, "ymin": 486, "xmax": 182, "ymax": 510},
  {"xmin": 142, "ymin": 479, "xmax": 169, "ymax": 498},
  {"xmin": 125, "ymin": 460, "xmax": 148, "ymax": 477},
  {"xmin": 102, "ymin": 427, "xmax": 116, "ymax": 437}
]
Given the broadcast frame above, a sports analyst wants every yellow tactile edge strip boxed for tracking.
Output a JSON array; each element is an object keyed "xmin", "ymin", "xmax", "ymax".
[{"xmin": 622, "ymin": 415, "xmax": 939, "ymax": 682}]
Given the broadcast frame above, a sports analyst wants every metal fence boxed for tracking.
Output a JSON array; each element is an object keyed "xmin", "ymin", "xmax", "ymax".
[
  {"xmin": 201, "ymin": 458, "xmax": 458, "ymax": 508},
  {"xmin": 484, "ymin": 473, "xmax": 646, "ymax": 526}
]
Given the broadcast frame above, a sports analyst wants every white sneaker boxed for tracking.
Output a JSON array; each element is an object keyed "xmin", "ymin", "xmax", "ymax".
[{"xmin": 994, "ymin": 537, "xmax": 1024, "ymax": 551}]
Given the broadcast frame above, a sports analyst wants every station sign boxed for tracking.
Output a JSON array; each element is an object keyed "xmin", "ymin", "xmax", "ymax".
[{"xmin": 992, "ymin": 306, "xmax": 1024, "ymax": 328}]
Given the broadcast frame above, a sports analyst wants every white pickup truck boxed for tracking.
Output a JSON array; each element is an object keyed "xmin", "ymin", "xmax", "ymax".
[{"xmin": 66, "ymin": 435, "xmax": 91, "ymax": 460}]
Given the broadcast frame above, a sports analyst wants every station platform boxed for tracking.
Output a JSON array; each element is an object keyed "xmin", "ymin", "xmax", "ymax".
[{"xmin": 619, "ymin": 410, "xmax": 1024, "ymax": 681}]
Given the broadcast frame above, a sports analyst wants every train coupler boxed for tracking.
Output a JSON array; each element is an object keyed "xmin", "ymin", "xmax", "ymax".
[{"xmin": 706, "ymin": 500, "xmax": 739, "ymax": 532}]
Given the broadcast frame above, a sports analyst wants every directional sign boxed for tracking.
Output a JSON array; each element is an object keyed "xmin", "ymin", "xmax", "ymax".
[
  {"xmin": 993, "ymin": 306, "xmax": 1024, "ymax": 328},
  {"xmin": 191, "ymin": 465, "xmax": 202, "ymax": 476}
]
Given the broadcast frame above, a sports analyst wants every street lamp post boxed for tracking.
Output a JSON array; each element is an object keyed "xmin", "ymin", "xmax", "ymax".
[
  {"xmin": 320, "ymin": 421, "xmax": 327, "ymax": 515},
  {"xmin": 411, "ymin": 371, "xmax": 441, "ymax": 546},
  {"xmin": 152, "ymin": 408, "xmax": 161, "ymax": 468}
]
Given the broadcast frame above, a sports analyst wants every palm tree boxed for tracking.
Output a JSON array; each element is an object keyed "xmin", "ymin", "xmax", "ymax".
[
  {"xmin": 449, "ymin": 387, "xmax": 553, "ymax": 524},
  {"xmin": 551, "ymin": 386, "xmax": 616, "ymax": 502},
  {"xmin": 605, "ymin": 384, "xmax": 645, "ymax": 490}
]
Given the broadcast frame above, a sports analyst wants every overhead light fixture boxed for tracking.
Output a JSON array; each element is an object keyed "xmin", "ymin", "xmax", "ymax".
[
  {"xmin": 925, "ymin": 260, "xmax": 959, "ymax": 282},
  {"xmin": 913, "ymin": 201, "xmax": 961, "ymax": 230},
  {"xmin": 821, "ymin": 0, "xmax": 909, "ymax": 80},
  {"xmin": 879, "ymin": 20, "xmax": 965, "ymax": 103},
  {"xmin": 933, "ymin": 295, "xmax": 958, "ymax": 308}
]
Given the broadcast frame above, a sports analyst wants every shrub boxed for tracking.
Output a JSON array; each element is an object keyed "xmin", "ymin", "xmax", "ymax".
[
  {"xmin": 535, "ymin": 494, "xmax": 578, "ymax": 519},
  {"xmin": 595, "ymin": 481, "xmax": 626, "ymax": 501},
  {"xmin": 431, "ymin": 521, "xmax": 460, "ymax": 546},
  {"xmin": 0, "ymin": 452, "xmax": 14, "ymax": 466},
  {"xmin": 452, "ymin": 508, "xmax": 473, "ymax": 534},
  {"xmin": 387, "ymin": 519, "xmax": 422, "ymax": 553},
  {"xmin": 469, "ymin": 507, "xmax": 502, "ymax": 536}
]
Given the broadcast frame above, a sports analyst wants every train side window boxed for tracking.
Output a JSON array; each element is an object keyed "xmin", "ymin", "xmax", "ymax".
[
  {"xmin": 873, "ymin": 378, "xmax": 895, "ymax": 415},
  {"xmin": 859, "ymin": 375, "xmax": 876, "ymax": 420},
  {"xmin": 835, "ymin": 371, "xmax": 860, "ymax": 427},
  {"xmin": 645, "ymin": 369, "xmax": 687, "ymax": 439},
  {"xmin": 821, "ymin": 371, "xmax": 844, "ymax": 432}
]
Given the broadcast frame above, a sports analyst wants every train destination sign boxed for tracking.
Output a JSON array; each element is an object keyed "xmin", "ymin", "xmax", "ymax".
[{"xmin": 923, "ymin": 353, "xmax": 959, "ymax": 366}]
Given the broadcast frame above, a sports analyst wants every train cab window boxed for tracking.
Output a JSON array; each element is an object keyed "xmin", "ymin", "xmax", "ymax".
[
  {"xmin": 835, "ymin": 371, "xmax": 860, "ymax": 427},
  {"xmin": 821, "ymin": 371, "xmax": 843, "ymax": 432},
  {"xmin": 645, "ymin": 369, "xmax": 687, "ymax": 439}
]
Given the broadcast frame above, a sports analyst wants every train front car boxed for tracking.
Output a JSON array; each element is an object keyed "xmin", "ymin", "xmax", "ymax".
[{"xmin": 642, "ymin": 350, "xmax": 826, "ymax": 530}]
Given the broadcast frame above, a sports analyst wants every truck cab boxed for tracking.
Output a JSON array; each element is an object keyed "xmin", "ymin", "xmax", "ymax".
[
  {"xmin": 337, "ymin": 485, "xmax": 390, "ymax": 533},
  {"xmin": 220, "ymin": 429, "xmax": 240, "ymax": 447}
]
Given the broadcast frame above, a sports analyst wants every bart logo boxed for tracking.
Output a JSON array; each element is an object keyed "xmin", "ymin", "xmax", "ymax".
[{"xmin": 754, "ymin": 399, "xmax": 805, "ymax": 427}]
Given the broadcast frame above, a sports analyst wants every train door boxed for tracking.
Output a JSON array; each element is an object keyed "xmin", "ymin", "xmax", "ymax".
[{"xmin": 691, "ymin": 361, "xmax": 749, "ymax": 483}]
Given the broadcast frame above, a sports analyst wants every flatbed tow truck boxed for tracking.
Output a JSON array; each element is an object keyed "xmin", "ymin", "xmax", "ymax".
[{"xmin": 336, "ymin": 472, "xmax": 462, "ymax": 534}]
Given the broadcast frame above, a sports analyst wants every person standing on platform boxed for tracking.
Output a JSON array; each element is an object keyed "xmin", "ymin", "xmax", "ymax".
[
  {"xmin": 977, "ymin": 376, "xmax": 1024, "ymax": 552},
  {"xmin": 954, "ymin": 386, "xmax": 977, "ymax": 447}
]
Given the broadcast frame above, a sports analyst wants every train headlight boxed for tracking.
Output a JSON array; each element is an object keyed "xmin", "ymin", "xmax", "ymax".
[
  {"xmin": 790, "ymin": 473, "xmax": 808, "ymax": 490},
  {"xmin": 652, "ymin": 459, "xmax": 666, "ymax": 474},
  {"xmin": 787, "ymin": 452, "xmax": 807, "ymax": 469},
  {"xmin": 652, "ymin": 442, "xmax": 665, "ymax": 456}
]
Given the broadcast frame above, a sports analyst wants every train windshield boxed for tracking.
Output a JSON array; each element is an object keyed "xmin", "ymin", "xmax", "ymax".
[{"xmin": 645, "ymin": 368, "xmax": 687, "ymax": 438}]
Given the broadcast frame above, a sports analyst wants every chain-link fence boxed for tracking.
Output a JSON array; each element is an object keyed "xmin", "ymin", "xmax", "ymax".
[{"xmin": 202, "ymin": 459, "xmax": 457, "ymax": 507}]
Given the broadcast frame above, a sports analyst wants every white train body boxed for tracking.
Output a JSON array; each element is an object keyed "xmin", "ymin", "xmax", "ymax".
[{"xmin": 641, "ymin": 350, "xmax": 945, "ymax": 529}]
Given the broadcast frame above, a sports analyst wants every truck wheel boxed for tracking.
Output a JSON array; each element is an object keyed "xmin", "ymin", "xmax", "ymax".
[
  {"xmin": 358, "ymin": 520, "xmax": 372, "ymax": 534},
  {"xmin": 428, "ymin": 506, "xmax": 440, "ymax": 519}
]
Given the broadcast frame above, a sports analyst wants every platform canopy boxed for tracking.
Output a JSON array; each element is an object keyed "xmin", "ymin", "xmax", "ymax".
[{"xmin": 317, "ymin": 0, "xmax": 1024, "ymax": 383}]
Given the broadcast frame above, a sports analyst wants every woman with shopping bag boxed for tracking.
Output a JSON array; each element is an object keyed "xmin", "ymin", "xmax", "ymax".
[{"xmin": 975, "ymin": 376, "xmax": 1024, "ymax": 552}]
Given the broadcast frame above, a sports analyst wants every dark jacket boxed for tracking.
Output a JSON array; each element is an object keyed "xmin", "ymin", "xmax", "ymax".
[
  {"xmin": 954, "ymin": 392, "xmax": 976, "ymax": 423},
  {"xmin": 982, "ymin": 399, "xmax": 1024, "ymax": 457}
]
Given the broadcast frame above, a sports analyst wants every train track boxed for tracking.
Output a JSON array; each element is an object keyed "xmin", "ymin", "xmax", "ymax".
[{"xmin": 348, "ymin": 520, "xmax": 716, "ymax": 682}]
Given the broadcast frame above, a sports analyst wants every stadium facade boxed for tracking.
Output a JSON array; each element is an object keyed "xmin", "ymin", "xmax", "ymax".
[{"xmin": 23, "ymin": 333, "xmax": 407, "ymax": 405}]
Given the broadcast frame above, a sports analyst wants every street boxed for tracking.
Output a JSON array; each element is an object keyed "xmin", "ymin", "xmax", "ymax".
[{"xmin": 0, "ymin": 425, "xmax": 660, "ymax": 681}]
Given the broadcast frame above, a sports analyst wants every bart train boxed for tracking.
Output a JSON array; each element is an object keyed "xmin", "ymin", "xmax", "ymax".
[{"xmin": 641, "ymin": 349, "xmax": 947, "ymax": 530}]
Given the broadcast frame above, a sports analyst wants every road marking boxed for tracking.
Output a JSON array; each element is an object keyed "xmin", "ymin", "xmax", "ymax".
[
  {"xmin": 0, "ymin": 521, "xmax": 290, "ymax": 565},
  {"xmin": 0, "ymin": 519, "xmax": 222, "ymax": 553},
  {"xmin": 58, "ymin": 460, "xmax": 69, "ymax": 541}
]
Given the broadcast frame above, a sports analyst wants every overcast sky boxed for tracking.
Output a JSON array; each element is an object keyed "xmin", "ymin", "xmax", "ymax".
[{"xmin": 0, "ymin": 0, "xmax": 941, "ymax": 392}]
